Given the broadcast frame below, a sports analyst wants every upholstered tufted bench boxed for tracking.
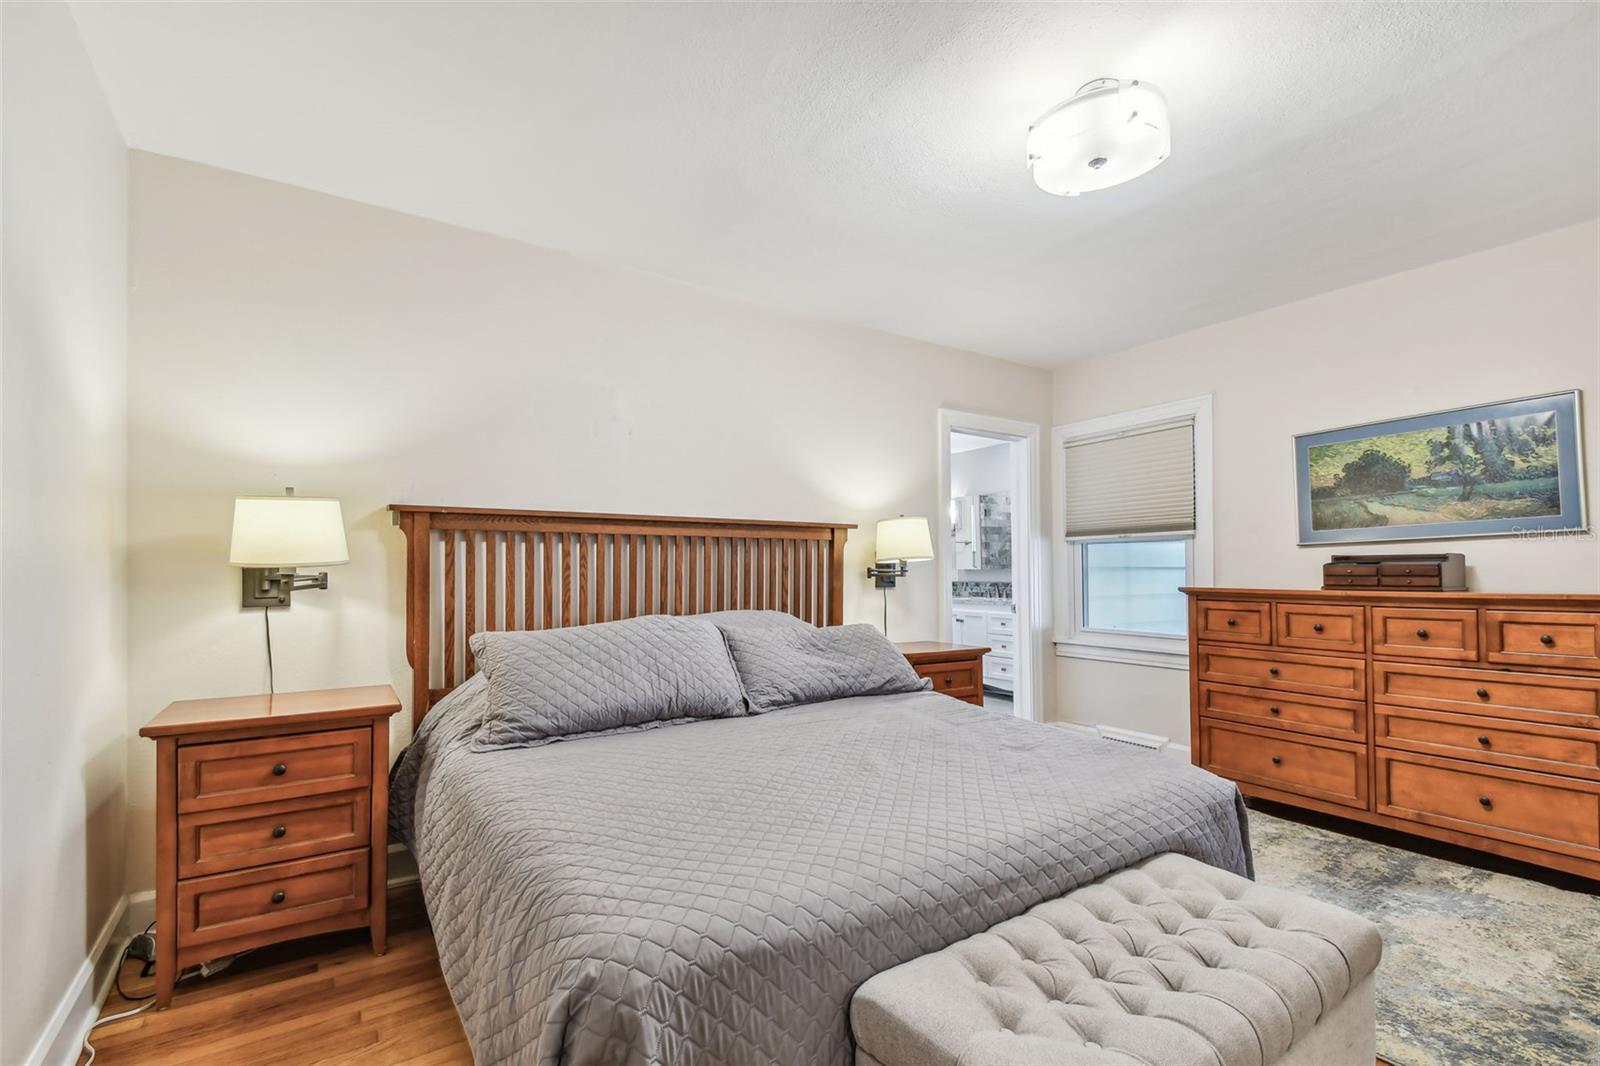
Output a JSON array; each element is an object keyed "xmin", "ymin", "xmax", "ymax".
[{"xmin": 851, "ymin": 853, "xmax": 1382, "ymax": 1066}]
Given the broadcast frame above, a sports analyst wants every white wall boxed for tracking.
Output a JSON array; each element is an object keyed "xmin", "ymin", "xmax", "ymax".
[
  {"xmin": 1052, "ymin": 221, "xmax": 1600, "ymax": 740},
  {"xmin": 1, "ymin": 4, "xmax": 130, "ymax": 1062},
  {"xmin": 124, "ymin": 152, "xmax": 1053, "ymax": 891}
]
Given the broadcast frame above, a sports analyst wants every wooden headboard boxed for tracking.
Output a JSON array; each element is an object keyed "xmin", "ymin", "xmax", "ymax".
[{"xmin": 390, "ymin": 505, "xmax": 855, "ymax": 726}]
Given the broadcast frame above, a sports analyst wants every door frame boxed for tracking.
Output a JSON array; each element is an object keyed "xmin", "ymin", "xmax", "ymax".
[{"xmin": 937, "ymin": 409, "xmax": 1047, "ymax": 722}]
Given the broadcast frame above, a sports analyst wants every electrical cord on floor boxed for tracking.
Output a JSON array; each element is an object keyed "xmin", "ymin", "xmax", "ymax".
[{"xmin": 80, "ymin": 926, "xmax": 248, "ymax": 1064}]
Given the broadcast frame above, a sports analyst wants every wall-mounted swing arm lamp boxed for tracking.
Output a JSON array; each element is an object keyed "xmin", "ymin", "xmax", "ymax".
[
  {"xmin": 866, "ymin": 516, "xmax": 934, "ymax": 636},
  {"xmin": 229, "ymin": 489, "xmax": 349, "ymax": 608}
]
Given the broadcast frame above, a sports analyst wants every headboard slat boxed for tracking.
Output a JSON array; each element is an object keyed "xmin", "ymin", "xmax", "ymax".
[{"xmin": 392, "ymin": 505, "xmax": 854, "ymax": 727}]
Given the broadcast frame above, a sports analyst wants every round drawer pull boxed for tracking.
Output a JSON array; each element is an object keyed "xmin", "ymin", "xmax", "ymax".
[
  {"xmin": 272, "ymin": 763, "xmax": 288, "ymax": 776},
  {"xmin": 943, "ymin": 676, "xmax": 953, "ymax": 686},
  {"xmin": 1476, "ymin": 688, "xmax": 1490, "ymax": 699},
  {"xmin": 1312, "ymin": 623, "xmax": 1324, "ymax": 633},
  {"xmin": 1403, "ymin": 568, "xmax": 1413, "ymax": 574},
  {"xmin": 1402, "ymin": 578, "xmax": 1414, "ymax": 584},
  {"xmin": 271, "ymin": 824, "xmax": 287, "ymax": 838},
  {"xmin": 1477, "ymin": 735, "xmax": 1491, "ymax": 747},
  {"xmin": 271, "ymin": 890, "xmax": 286, "ymax": 904},
  {"xmin": 1478, "ymin": 796, "xmax": 1493, "ymax": 810},
  {"xmin": 1268, "ymin": 705, "xmax": 1281, "ymax": 715},
  {"xmin": 1270, "ymin": 756, "xmax": 1283, "ymax": 766},
  {"xmin": 1540, "ymin": 634, "xmax": 1556, "ymax": 646},
  {"xmin": 1267, "ymin": 667, "xmax": 1280, "ymax": 676},
  {"xmin": 1416, "ymin": 628, "xmax": 1430, "ymax": 640},
  {"xmin": 1225, "ymin": 617, "xmax": 1237, "ymax": 627}
]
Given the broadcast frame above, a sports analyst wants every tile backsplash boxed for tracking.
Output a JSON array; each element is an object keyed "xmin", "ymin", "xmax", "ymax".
[{"xmin": 952, "ymin": 580, "xmax": 1012, "ymax": 600}]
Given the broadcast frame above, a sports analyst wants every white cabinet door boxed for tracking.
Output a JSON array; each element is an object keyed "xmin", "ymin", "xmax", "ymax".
[{"xmin": 952, "ymin": 613, "xmax": 987, "ymax": 647}]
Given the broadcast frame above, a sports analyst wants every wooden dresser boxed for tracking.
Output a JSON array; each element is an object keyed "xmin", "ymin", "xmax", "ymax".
[
  {"xmin": 1185, "ymin": 588, "xmax": 1600, "ymax": 880},
  {"xmin": 140, "ymin": 685, "xmax": 402, "ymax": 1007},
  {"xmin": 897, "ymin": 642, "xmax": 991, "ymax": 706}
]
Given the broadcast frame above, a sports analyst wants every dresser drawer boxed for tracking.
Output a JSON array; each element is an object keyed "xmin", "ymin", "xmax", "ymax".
[
  {"xmin": 178, "ymin": 728, "xmax": 372, "ymax": 813},
  {"xmin": 178, "ymin": 790, "xmax": 371, "ymax": 878},
  {"xmin": 919, "ymin": 660, "xmax": 982, "ymax": 700},
  {"xmin": 1197, "ymin": 645, "xmax": 1366, "ymax": 700},
  {"xmin": 1376, "ymin": 706, "xmax": 1600, "ymax": 780},
  {"xmin": 177, "ymin": 848, "xmax": 371, "ymax": 947},
  {"xmin": 1275, "ymin": 602, "xmax": 1364, "ymax": 653},
  {"xmin": 1373, "ymin": 662, "xmax": 1600, "ymax": 728},
  {"xmin": 1200, "ymin": 683, "xmax": 1365, "ymax": 741},
  {"xmin": 983, "ymin": 656, "xmax": 1014, "ymax": 682},
  {"xmin": 1485, "ymin": 611, "xmax": 1600, "ymax": 671},
  {"xmin": 987, "ymin": 615, "xmax": 1016, "ymax": 638},
  {"xmin": 1377, "ymin": 752, "xmax": 1600, "ymax": 857},
  {"xmin": 1201, "ymin": 721, "xmax": 1367, "ymax": 809},
  {"xmin": 1372, "ymin": 607, "xmax": 1479, "ymax": 662},
  {"xmin": 985, "ymin": 637, "xmax": 1015, "ymax": 659},
  {"xmin": 1194, "ymin": 600, "xmax": 1272, "ymax": 645}
]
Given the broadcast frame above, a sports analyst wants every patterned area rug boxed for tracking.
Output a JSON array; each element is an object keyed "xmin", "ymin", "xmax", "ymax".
[{"xmin": 1248, "ymin": 808, "xmax": 1600, "ymax": 1066}]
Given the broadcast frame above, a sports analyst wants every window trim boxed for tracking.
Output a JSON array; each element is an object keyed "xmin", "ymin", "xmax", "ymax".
[{"xmin": 1052, "ymin": 396, "xmax": 1214, "ymax": 669}]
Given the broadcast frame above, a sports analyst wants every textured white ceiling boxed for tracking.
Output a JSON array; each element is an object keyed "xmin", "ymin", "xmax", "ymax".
[{"xmin": 71, "ymin": 2, "xmax": 1598, "ymax": 365}]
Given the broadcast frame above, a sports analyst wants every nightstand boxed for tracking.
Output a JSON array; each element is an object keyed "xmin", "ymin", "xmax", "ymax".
[
  {"xmin": 897, "ymin": 641, "xmax": 990, "ymax": 706},
  {"xmin": 139, "ymin": 684, "xmax": 402, "ymax": 1008}
]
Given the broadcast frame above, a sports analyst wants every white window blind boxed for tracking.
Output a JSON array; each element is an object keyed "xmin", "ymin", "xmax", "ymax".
[{"xmin": 1062, "ymin": 420, "xmax": 1195, "ymax": 538}]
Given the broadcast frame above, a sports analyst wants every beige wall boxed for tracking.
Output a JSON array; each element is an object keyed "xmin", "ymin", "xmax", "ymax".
[
  {"xmin": 1, "ymin": 4, "xmax": 130, "ymax": 1061},
  {"xmin": 125, "ymin": 152, "xmax": 1053, "ymax": 891},
  {"xmin": 1051, "ymin": 221, "xmax": 1600, "ymax": 743}
]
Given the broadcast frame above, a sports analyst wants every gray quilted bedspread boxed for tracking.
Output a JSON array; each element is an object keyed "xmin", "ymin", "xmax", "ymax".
[{"xmin": 390, "ymin": 680, "xmax": 1252, "ymax": 1066}]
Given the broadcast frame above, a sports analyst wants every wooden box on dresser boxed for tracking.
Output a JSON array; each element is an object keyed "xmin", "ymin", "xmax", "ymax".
[
  {"xmin": 139, "ymin": 684, "xmax": 403, "ymax": 1007},
  {"xmin": 1184, "ymin": 588, "xmax": 1600, "ymax": 881}
]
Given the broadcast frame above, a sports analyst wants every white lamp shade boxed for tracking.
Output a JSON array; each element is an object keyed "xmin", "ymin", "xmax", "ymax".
[
  {"xmin": 230, "ymin": 496, "xmax": 349, "ymax": 567},
  {"xmin": 874, "ymin": 516, "xmax": 934, "ymax": 563}
]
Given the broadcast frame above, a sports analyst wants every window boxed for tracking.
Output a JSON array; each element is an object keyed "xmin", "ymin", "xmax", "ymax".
[{"xmin": 1053, "ymin": 396, "xmax": 1212, "ymax": 668}]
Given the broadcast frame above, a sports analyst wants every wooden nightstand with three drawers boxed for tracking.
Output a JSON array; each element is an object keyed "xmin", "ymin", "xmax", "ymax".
[
  {"xmin": 897, "ymin": 642, "xmax": 991, "ymax": 706},
  {"xmin": 139, "ymin": 684, "xmax": 402, "ymax": 1008}
]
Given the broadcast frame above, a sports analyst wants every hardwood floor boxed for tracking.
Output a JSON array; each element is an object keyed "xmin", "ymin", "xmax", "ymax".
[
  {"xmin": 82, "ymin": 884, "xmax": 470, "ymax": 1065},
  {"xmin": 84, "ymin": 880, "xmax": 1395, "ymax": 1065}
]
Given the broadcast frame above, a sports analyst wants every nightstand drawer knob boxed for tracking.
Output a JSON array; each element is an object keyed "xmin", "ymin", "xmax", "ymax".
[
  {"xmin": 1225, "ymin": 617, "xmax": 1237, "ymax": 626},
  {"xmin": 1478, "ymin": 796, "xmax": 1492, "ymax": 809},
  {"xmin": 1268, "ymin": 667, "xmax": 1280, "ymax": 676},
  {"xmin": 943, "ymin": 675, "xmax": 953, "ymax": 686},
  {"xmin": 1541, "ymin": 634, "xmax": 1556, "ymax": 646},
  {"xmin": 271, "ymin": 890, "xmax": 286, "ymax": 904},
  {"xmin": 272, "ymin": 763, "xmax": 288, "ymax": 776},
  {"xmin": 1476, "ymin": 688, "xmax": 1490, "ymax": 699},
  {"xmin": 1270, "ymin": 755, "xmax": 1282, "ymax": 766},
  {"xmin": 1268, "ymin": 705, "xmax": 1280, "ymax": 715},
  {"xmin": 1416, "ymin": 628, "xmax": 1429, "ymax": 640},
  {"xmin": 1312, "ymin": 623, "xmax": 1324, "ymax": 633},
  {"xmin": 1477, "ymin": 735, "xmax": 1491, "ymax": 746},
  {"xmin": 271, "ymin": 824, "xmax": 287, "ymax": 838}
]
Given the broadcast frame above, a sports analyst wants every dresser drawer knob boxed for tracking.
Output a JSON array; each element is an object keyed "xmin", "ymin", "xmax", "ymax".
[
  {"xmin": 1270, "ymin": 756, "xmax": 1283, "ymax": 766},
  {"xmin": 271, "ymin": 824, "xmax": 287, "ymax": 838},
  {"xmin": 1268, "ymin": 667, "xmax": 1280, "ymax": 676},
  {"xmin": 1403, "ymin": 568, "xmax": 1413, "ymax": 574},
  {"xmin": 1540, "ymin": 634, "xmax": 1555, "ymax": 646},
  {"xmin": 1476, "ymin": 688, "xmax": 1490, "ymax": 699},
  {"xmin": 1268, "ymin": 705, "xmax": 1281, "ymax": 715},
  {"xmin": 1416, "ymin": 628, "xmax": 1429, "ymax": 640},
  {"xmin": 272, "ymin": 763, "xmax": 288, "ymax": 776},
  {"xmin": 1225, "ymin": 617, "xmax": 1237, "ymax": 627},
  {"xmin": 1477, "ymin": 735, "xmax": 1491, "ymax": 747},
  {"xmin": 1312, "ymin": 623, "xmax": 1324, "ymax": 633},
  {"xmin": 1478, "ymin": 796, "xmax": 1493, "ymax": 810},
  {"xmin": 271, "ymin": 890, "xmax": 286, "ymax": 904}
]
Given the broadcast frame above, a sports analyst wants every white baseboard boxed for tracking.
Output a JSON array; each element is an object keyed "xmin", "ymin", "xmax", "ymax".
[
  {"xmin": 1049, "ymin": 719, "xmax": 1192, "ymax": 761},
  {"xmin": 27, "ymin": 895, "xmax": 129, "ymax": 1066}
]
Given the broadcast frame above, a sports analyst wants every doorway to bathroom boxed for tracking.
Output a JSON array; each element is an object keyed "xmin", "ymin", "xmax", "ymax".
[{"xmin": 937, "ymin": 411, "xmax": 1042, "ymax": 721}]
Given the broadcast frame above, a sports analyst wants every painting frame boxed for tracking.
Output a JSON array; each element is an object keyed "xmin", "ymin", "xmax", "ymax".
[{"xmin": 1294, "ymin": 390, "xmax": 1587, "ymax": 546}]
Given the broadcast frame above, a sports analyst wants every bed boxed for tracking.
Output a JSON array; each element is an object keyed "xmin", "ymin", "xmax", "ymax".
[{"xmin": 386, "ymin": 505, "xmax": 1253, "ymax": 1066}]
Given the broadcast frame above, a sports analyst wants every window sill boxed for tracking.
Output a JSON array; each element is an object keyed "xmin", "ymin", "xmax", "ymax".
[{"xmin": 1052, "ymin": 639, "xmax": 1190, "ymax": 670}]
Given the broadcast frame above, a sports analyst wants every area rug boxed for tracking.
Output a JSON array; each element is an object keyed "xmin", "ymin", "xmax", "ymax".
[{"xmin": 1248, "ymin": 809, "xmax": 1599, "ymax": 1066}]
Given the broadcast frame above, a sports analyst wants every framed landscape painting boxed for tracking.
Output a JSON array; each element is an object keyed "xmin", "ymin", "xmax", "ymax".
[{"xmin": 1295, "ymin": 391, "xmax": 1587, "ymax": 545}]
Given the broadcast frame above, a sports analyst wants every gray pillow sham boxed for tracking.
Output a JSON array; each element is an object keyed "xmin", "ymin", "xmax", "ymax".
[
  {"xmin": 714, "ymin": 622, "xmax": 932, "ymax": 714},
  {"xmin": 469, "ymin": 615, "xmax": 746, "ymax": 751}
]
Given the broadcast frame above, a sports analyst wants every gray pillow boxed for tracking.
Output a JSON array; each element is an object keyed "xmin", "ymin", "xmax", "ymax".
[
  {"xmin": 697, "ymin": 609, "xmax": 812, "ymax": 630},
  {"xmin": 714, "ymin": 622, "xmax": 932, "ymax": 714},
  {"xmin": 469, "ymin": 615, "xmax": 746, "ymax": 751}
]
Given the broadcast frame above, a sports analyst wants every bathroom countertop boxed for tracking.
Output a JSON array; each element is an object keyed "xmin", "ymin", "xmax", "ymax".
[{"xmin": 952, "ymin": 597, "xmax": 1013, "ymax": 610}]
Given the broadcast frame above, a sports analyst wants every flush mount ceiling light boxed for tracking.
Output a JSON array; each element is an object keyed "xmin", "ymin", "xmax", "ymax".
[{"xmin": 1026, "ymin": 77, "xmax": 1170, "ymax": 197}]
